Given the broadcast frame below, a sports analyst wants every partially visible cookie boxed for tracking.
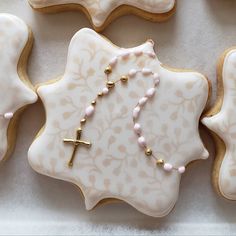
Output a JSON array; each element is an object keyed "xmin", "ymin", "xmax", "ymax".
[
  {"xmin": 28, "ymin": 0, "xmax": 176, "ymax": 31},
  {"xmin": 202, "ymin": 48, "xmax": 236, "ymax": 200},
  {"xmin": 0, "ymin": 13, "xmax": 37, "ymax": 164},
  {"xmin": 28, "ymin": 28, "xmax": 209, "ymax": 217}
]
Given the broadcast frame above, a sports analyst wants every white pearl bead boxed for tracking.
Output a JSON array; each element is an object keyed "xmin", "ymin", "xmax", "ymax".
[
  {"xmin": 138, "ymin": 136, "xmax": 146, "ymax": 147},
  {"xmin": 85, "ymin": 105, "xmax": 95, "ymax": 117},
  {"xmin": 146, "ymin": 88, "xmax": 156, "ymax": 98},
  {"xmin": 138, "ymin": 97, "xmax": 148, "ymax": 106},
  {"xmin": 133, "ymin": 106, "xmax": 140, "ymax": 119},
  {"xmin": 164, "ymin": 163, "xmax": 173, "ymax": 172},
  {"xmin": 102, "ymin": 87, "xmax": 109, "ymax": 95},
  {"xmin": 142, "ymin": 68, "xmax": 152, "ymax": 75},
  {"xmin": 134, "ymin": 123, "xmax": 142, "ymax": 134},
  {"xmin": 178, "ymin": 166, "xmax": 186, "ymax": 174},
  {"xmin": 134, "ymin": 50, "xmax": 143, "ymax": 56},
  {"xmin": 128, "ymin": 69, "xmax": 137, "ymax": 78},
  {"xmin": 4, "ymin": 112, "xmax": 13, "ymax": 119},
  {"xmin": 110, "ymin": 57, "xmax": 118, "ymax": 67}
]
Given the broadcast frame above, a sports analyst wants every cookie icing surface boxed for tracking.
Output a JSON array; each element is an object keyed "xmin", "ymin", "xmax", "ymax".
[
  {"xmin": 28, "ymin": 0, "xmax": 175, "ymax": 27},
  {"xmin": 28, "ymin": 28, "xmax": 209, "ymax": 217},
  {"xmin": 0, "ymin": 13, "xmax": 37, "ymax": 162},
  {"xmin": 202, "ymin": 49, "xmax": 236, "ymax": 200}
]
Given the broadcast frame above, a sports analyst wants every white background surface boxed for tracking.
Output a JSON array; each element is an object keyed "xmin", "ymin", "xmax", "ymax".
[{"xmin": 0, "ymin": 0, "xmax": 236, "ymax": 235}]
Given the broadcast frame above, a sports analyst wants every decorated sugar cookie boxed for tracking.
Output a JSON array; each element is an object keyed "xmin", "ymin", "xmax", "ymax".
[
  {"xmin": 28, "ymin": 28, "xmax": 209, "ymax": 217},
  {"xmin": 202, "ymin": 48, "xmax": 236, "ymax": 200},
  {"xmin": 28, "ymin": 0, "xmax": 176, "ymax": 31},
  {"xmin": 0, "ymin": 14, "xmax": 37, "ymax": 164}
]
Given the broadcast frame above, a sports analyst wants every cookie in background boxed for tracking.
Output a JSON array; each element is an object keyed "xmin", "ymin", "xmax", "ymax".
[
  {"xmin": 27, "ymin": 0, "xmax": 176, "ymax": 31},
  {"xmin": 0, "ymin": 13, "xmax": 38, "ymax": 165},
  {"xmin": 202, "ymin": 48, "xmax": 236, "ymax": 201}
]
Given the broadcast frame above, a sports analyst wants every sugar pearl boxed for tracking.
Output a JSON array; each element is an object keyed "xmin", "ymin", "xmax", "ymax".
[
  {"xmin": 134, "ymin": 50, "xmax": 143, "ymax": 56},
  {"xmin": 128, "ymin": 69, "xmax": 137, "ymax": 78},
  {"xmin": 178, "ymin": 166, "xmax": 186, "ymax": 174},
  {"xmin": 110, "ymin": 57, "xmax": 118, "ymax": 67},
  {"xmin": 154, "ymin": 78, "xmax": 160, "ymax": 86},
  {"xmin": 133, "ymin": 106, "xmax": 140, "ymax": 119},
  {"xmin": 138, "ymin": 97, "xmax": 148, "ymax": 106},
  {"xmin": 121, "ymin": 52, "xmax": 130, "ymax": 59},
  {"xmin": 134, "ymin": 123, "xmax": 142, "ymax": 134},
  {"xmin": 4, "ymin": 112, "xmax": 13, "ymax": 119},
  {"xmin": 147, "ymin": 51, "xmax": 156, "ymax": 58},
  {"xmin": 153, "ymin": 73, "xmax": 160, "ymax": 85},
  {"xmin": 102, "ymin": 87, "xmax": 109, "ymax": 95},
  {"xmin": 164, "ymin": 163, "xmax": 173, "ymax": 172},
  {"xmin": 138, "ymin": 136, "xmax": 146, "ymax": 147},
  {"xmin": 153, "ymin": 73, "xmax": 160, "ymax": 80},
  {"xmin": 142, "ymin": 68, "xmax": 152, "ymax": 75},
  {"xmin": 85, "ymin": 105, "xmax": 95, "ymax": 117},
  {"xmin": 146, "ymin": 88, "xmax": 156, "ymax": 98}
]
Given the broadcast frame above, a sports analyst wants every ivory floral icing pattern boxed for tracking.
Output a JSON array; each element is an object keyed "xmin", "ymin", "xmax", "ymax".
[
  {"xmin": 28, "ymin": 0, "xmax": 176, "ymax": 30},
  {"xmin": 0, "ymin": 13, "xmax": 37, "ymax": 163},
  {"xmin": 202, "ymin": 49, "xmax": 236, "ymax": 200},
  {"xmin": 28, "ymin": 28, "xmax": 209, "ymax": 217}
]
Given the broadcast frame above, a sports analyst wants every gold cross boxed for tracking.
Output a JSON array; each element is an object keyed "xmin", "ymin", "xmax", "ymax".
[{"xmin": 63, "ymin": 128, "xmax": 92, "ymax": 167}]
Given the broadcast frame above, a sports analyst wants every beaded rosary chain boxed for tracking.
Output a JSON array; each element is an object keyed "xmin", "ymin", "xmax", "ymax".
[{"xmin": 63, "ymin": 49, "xmax": 186, "ymax": 174}]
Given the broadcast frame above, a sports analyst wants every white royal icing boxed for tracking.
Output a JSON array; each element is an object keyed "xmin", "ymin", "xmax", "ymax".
[
  {"xmin": 202, "ymin": 49, "xmax": 236, "ymax": 200},
  {"xmin": 28, "ymin": 0, "xmax": 175, "ymax": 28},
  {"xmin": 0, "ymin": 13, "xmax": 37, "ymax": 162},
  {"xmin": 28, "ymin": 28, "xmax": 209, "ymax": 217}
]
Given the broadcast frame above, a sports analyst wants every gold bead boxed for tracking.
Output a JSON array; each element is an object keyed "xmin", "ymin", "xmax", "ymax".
[
  {"xmin": 104, "ymin": 66, "xmax": 112, "ymax": 75},
  {"xmin": 98, "ymin": 92, "xmax": 103, "ymax": 97},
  {"xmin": 120, "ymin": 75, "xmax": 128, "ymax": 83},
  {"xmin": 91, "ymin": 100, "xmax": 96, "ymax": 105},
  {"xmin": 145, "ymin": 148, "xmax": 152, "ymax": 156},
  {"xmin": 68, "ymin": 161, "xmax": 73, "ymax": 168},
  {"xmin": 80, "ymin": 118, "xmax": 86, "ymax": 124},
  {"xmin": 156, "ymin": 159, "xmax": 164, "ymax": 166},
  {"xmin": 106, "ymin": 81, "xmax": 115, "ymax": 89},
  {"xmin": 77, "ymin": 127, "xmax": 82, "ymax": 132}
]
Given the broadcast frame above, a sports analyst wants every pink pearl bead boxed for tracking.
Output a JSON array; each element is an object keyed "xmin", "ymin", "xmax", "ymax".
[
  {"xmin": 147, "ymin": 51, "xmax": 156, "ymax": 58},
  {"xmin": 4, "ymin": 112, "xmax": 13, "ymax": 119},
  {"xmin": 154, "ymin": 78, "xmax": 160, "ymax": 86},
  {"xmin": 138, "ymin": 136, "xmax": 146, "ymax": 147},
  {"xmin": 153, "ymin": 73, "xmax": 160, "ymax": 80},
  {"xmin": 110, "ymin": 57, "xmax": 118, "ymax": 67},
  {"xmin": 154, "ymin": 80, "xmax": 160, "ymax": 87},
  {"xmin": 134, "ymin": 50, "xmax": 143, "ymax": 56},
  {"xmin": 121, "ymin": 52, "xmax": 129, "ymax": 59},
  {"xmin": 102, "ymin": 87, "xmax": 109, "ymax": 95},
  {"xmin": 142, "ymin": 68, "xmax": 152, "ymax": 75},
  {"xmin": 128, "ymin": 69, "xmax": 137, "ymax": 78},
  {"xmin": 85, "ymin": 105, "xmax": 95, "ymax": 117},
  {"xmin": 133, "ymin": 106, "xmax": 140, "ymax": 119},
  {"xmin": 134, "ymin": 123, "xmax": 142, "ymax": 134},
  {"xmin": 178, "ymin": 166, "xmax": 186, "ymax": 174},
  {"xmin": 146, "ymin": 88, "xmax": 156, "ymax": 98},
  {"xmin": 138, "ymin": 97, "xmax": 148, "ymax": 106},
  {"xmin": 164, "ymin": 163, "xmax": 173, "ymax": 172}
]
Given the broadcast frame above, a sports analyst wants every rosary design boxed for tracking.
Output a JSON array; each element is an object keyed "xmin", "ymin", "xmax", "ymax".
[{"xmin": 63, "ymin": 47, "xmax": 186, "ymax": 174}]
